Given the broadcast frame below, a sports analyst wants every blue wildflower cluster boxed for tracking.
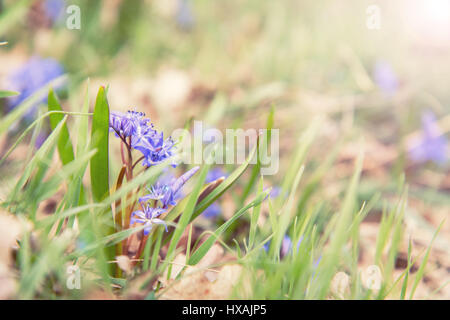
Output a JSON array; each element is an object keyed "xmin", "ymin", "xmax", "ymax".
[
  {"xmin": 109, "ymin": 110, "xmax": 177, "ymax": 167},
  {"xmin": 7, "ymin": 56, "xmax": 64, "ymax": 120},
  {"xmin": 130, "ymin": 166, "xmax": 200, "ymax": 235}
]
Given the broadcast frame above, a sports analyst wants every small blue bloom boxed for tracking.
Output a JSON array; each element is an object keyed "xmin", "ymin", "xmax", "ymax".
[
  {"xmin": 263, "ymin": 235, "xmax": 303, "ymax": 258},
  {"xmin": 7, "ymin": 56, "xmax": 64, "ymax": 120},
  {"xmin": 409, "ymin": 111, "xmax": 448, "ymax": 165},
  {"xmin": 133, "ymin": 131, "xmax": 177, "ymax": 167},
  {"xmin": 44, "ymin": 0, "xmax": 66, "ymax": 23},
  {"xmin": 109, "ymin": 110, "xmax": 177, "ymax": 167},
  {"xmin": 109, "ymin": 110, "xmax": 152, "ymax": 138},
  {"xmin": 139, "ymin": 166, "xmax": 200, "ymax": 209},
  {"xmin": 130, "ymin": 204, "xmax": 167, "ymax": 235},
  {"xmin": 203, "ymin": 202, "xmax": 221, "ymax": 219},
  {"xmin": 176, "ymin": 0, "xmax": 195, "ymax": 31},
  {"xmin": 142, "ymin": 183, "xmax": 176, "ymax": 207},
  {"xmin": 373, "ymin": 60, "xmax": 398, "ymax": 96},
  {"xmin": 269, "ymin": 186, "xmax": 282, "ymax": 198}
]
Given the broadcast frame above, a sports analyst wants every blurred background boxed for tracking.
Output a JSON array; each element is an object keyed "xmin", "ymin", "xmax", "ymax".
[{"xmin": 0, "ymin": 0, "xmax": 449, "ymax": 298}]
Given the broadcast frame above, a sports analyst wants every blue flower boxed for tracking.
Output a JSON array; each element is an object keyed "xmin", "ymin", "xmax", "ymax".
[
  {"xmin": 269, "ymin": 186, "xmax": 281, "ymax": 198},
  {"xmin": 109, "ymin": 110, "xmax": 152, "ymax": 138},
  {"xmin": 133, "ymin": 130, "xmax": 177, "ymax": 167},
  {"xmin": 7, "ymin": 56, "xmax": 64, "ymax": 120},
  {"xmin": 44, "ymin": 0, "xmax": 66, "ymax": 23},
  {"xmin": 141, "ymin": 182, "xmax": 177, "ymax": 208},
  {"xmin": 202, "ymin": 167, "xmax": 227, "ymax": 219},
  {"xmin": 130, "ymin": 204, "xmax": 167, "ymax": 235},
  {"xmin": 176, "ymin": 0, "xmax": 195, "ymax": 31},
  {"xmin": 263, "ymin": 235, "xmax": 303, "ymax": 258},
  {"xmin": 409, "ymin": 111, "xmax": 448, "ymax": 165},
  {"xmin": 373, "ymin": 60, "xmax": 398, "ymax": 96},
  {"xmin": 139, "ymin": 166, "xmax": 200, "ymax": 208},
  {"xmin": 109, "ymin": 110, "xmax": 177, "ymax": 167},
  {"xmin": 203, "ymin": 202, "xmax": 221, "ymax": 219}
]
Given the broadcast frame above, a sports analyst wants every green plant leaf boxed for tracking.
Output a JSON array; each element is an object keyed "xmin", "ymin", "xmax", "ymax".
[
  {"xmin": 0, "ymin": 90, "xmax": 19, "ymax": 98},
  {"xmin": 90, "ymin": 86, "xmax": 110, "ymax": 202}
]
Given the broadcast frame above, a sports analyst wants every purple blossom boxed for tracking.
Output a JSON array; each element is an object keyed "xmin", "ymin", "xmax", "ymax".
[
  {"xmin": 269, "ymin": 186, "xmax": 282, "ymax": 198},
  {"xmin": 409, "ymin": 111, "xmax": 448, "ymax": 165},
  {"xmin": 109, "ymin": 110, "xmax": 177, "ymax": 167},
  {"xmin": 44, "ymin": 0, "xmax": 66, "ymax": 23},
  {"xmin": 263, "ymin": 235, "xmax": 303, "ymax": 258},
  {"xmin": 7, "ymin": 56, "xmax": 64, "ymax": 120},
  {"xmin": 139, "ymin": 166, "xmax": 200, "ymax": 208},
  {"xmin": 203, "ymin": 202, "xmax": 221, "ymax": 219},
  {"xmin": 176, "ymin": 0, "xmax": 195, "ymax": 31},
  {"xmin": 109, "ymin": 110, "xmax": 151, "ymax": 138},
  {"xmin": 133, "ymin": 131, "xmax": 177, "ymax": 167},
  {"xmin": 373, "ymin": 60, "xmax": 398, "ymax": 96},
  {"xmin": 142, "ymin": 183, "xmax": 177, "ymax": 208},
  {"xmin": 130, "ymin": 204, "xmax": 167, "ymax": 235}
]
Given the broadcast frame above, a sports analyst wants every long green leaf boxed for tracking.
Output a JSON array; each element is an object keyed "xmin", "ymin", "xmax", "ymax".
[
  {"xmin": 0, "ymin": 90, "xmax": 19, "ymax": 98},
  {"xmin": 90, "ymin": 86, "xmax": 110, "ymax": 202}
]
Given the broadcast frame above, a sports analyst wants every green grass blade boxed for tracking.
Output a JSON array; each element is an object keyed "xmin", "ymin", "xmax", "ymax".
[
  {"xmin": 48, "ymin": 89, "xmax": 75, "ymax": 165},
  {"xmin": 165, "ymin": 163, "xmax": 211, "ymax": 277},
  {"xmin": 189, "ymin": 189, "xmax": 270, "ymax": 265},
  {"xmin": 191, "ymin": 141, "xmax": 258, "ymax": 220},
  {"xmin": 408, "ymin": 220, "xmax": 444, "ymax": 300}
]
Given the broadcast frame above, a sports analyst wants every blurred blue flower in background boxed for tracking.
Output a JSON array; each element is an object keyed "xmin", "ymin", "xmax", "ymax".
[
  {"xmin": 176, "ymin": 0, "xmax": 195, "ymax": 31},
  {"xmin": 202, "ymin": 167, "xmax": 227, "ymax": 218},
  {"xmin": 409, "ymin": 111, "xmax": 448, "ymax": 165},
  {"xmin": 373, "ymin": 60, "xmax": 398, "ymax": 96},
  {"xmin": 269, "ymin": 186, "xmax": 281, "ymax": 198},
  {"xmin": 7, "ymin": 56, "xmax": 64, "ymax": 121},
  {"xmin": 206, "ymin": 167, "xmax": 227, "ymax": 183},
  {"xmin": 263, "ymin": 235, "xmax": 303, "ymax": 258},
  {"xmin": 44, "ymin": 0, "xmax": 66, "ymax": 24}
]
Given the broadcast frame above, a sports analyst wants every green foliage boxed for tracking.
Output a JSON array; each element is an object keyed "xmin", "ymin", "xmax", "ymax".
[{"xmin": 90, "ymin": 86, "xmax": 110, "ymax": 203}]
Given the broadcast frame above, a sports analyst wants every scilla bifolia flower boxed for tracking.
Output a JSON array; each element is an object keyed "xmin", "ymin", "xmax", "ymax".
[
  {"xmin": 130, "ymin": 166, "xmax": 200, "ymax": 235},
  {"xmin": 109, "ymin": 110, "xmax": 177, "ymax": 179}
]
